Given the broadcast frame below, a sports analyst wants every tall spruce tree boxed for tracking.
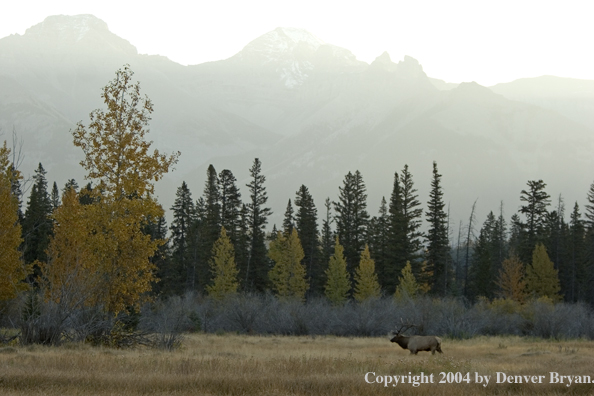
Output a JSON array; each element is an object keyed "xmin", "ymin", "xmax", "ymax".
[
  {"xmin": 586, "ymin": 181, "xmax": 594, "ymax": 305},
  {"xmin": 468, "ymin": 212, "xmax": 497, "ymax": 300},
  {"xmin": 197, "ymin": 165, "xmax": 222, "ymax": 290},
  {"xmin": 567, "ymin": 202, "xmax": 586, "ymax": 302},
  {"xmin": 218, "ymin": 169, "xmax": 242, "ymax": 245},
  {"xmin": 22, "ymin": 163, "xmax": 53, "ymax": 270},
  {"xmin": 321, "ymin": 198, "xmax": 334, "ymax": 271},
  {"xmin": 50, "ymin": 182, "xmax": 60, "ymax": 211},
  {"xmin": 282, "ymin": 199, "xmax": 294, "ymax": 235},
  {"xmin": 294, "ymin": 185, "xmax": 321, "ymax": 295},
  {"xmin": 518, "ymin": 180, "xmax": 551, "ymax": 263},
  {"xmin": 169, "ymin": 181, "xmax": 195, "ymax": 294},
  {"xmin": 399, "ymin": 165, "xmax": 424, "ymax": 273},
  {"xmin": 368, "ymin": 197, "xmax": 389, "ymax": 291},
  {"xmin": 333, "ymin": 170, "xmax": 369, "ymax": 276},
  {"xmin": 424, "ymin": 162, "xmax": 450, "ymax": 296},
  {"xmin": 245, "ymin": 158, "xmax": 272, "ymax": 292}
]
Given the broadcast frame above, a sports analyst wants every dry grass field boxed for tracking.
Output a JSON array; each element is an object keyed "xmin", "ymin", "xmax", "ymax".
[{"xmin": 1, "ymin": 334, "xmax": 594, "ymax": 395}]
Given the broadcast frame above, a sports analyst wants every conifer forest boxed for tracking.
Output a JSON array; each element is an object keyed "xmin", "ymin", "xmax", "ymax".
[{"xmin": 3, "ymin": 65, "xmax": 594, "ymax": 346}]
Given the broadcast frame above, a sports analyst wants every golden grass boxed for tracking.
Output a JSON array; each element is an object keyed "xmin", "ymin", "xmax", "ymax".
[{"xmin": 1, "ymin": 334, "xmax": 594, "ymax": 395}]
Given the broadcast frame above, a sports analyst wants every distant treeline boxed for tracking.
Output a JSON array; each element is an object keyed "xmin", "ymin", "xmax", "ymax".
[
  {"xmin": 3, "ymin": 65, "xmax": 594, "ymax": 347},
  {"xmin": 9, "ymin": 154, "xmax": 594, "ymax": 305}
]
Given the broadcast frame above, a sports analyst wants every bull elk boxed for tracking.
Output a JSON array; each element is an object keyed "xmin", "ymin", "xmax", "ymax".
[{"xmin": 390, "ymin": 322, "xmax": 442, "ymax": 355}]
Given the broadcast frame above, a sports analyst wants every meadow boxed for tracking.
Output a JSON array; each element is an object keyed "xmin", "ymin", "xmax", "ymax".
[{"xmin": 0, "ymin": 334, "xmax": 593, "ymax": 395}]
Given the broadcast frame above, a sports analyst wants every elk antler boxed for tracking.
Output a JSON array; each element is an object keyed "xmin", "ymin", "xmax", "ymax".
[{"xmin": 393, "ymin": 318, "xmax": 416, "ymax": 335}]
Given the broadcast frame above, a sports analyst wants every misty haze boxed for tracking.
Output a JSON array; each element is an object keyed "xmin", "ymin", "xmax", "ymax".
[{"xmin": 2, "ymin": 12, "xmax": 594, "ymax": 395}]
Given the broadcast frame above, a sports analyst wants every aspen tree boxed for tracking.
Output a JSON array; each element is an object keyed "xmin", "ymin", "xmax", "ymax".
[
  {"xmin": 69, "ymin": 65, "xmax": 179, "ymax": 314},
  {"xmin": 0, "ymin": 141, "xmax": 28, "ymax": 300}
]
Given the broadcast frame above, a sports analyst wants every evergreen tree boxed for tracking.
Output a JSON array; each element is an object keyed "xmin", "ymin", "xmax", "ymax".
[
  {"xmin": 245, "ymin": 158, "xmax": 272, "ymax": 292},
  {"xmin": 492, "ymin": 203, "xmax": 508, "ymax": 277},
  {"xmin": 386, "ymin": 171, "xmax": 404, "ymax": 290},
  {"xmin": 207, "ymin": 227, "xmax": 239, "ymax": 300},
  {"xmin": 268, "ymin": 229, "xmax": 308, "ymax": 301},
  {"xmin": 50, "ymin": 182, "xmax": 60, "ymax": 210},
  {"xmin": 22, "ymin": 163, "xmax": 53, "ymax": 269},
  {"xmin": 353, "ymin": 245, "xmax": 381, "ymax": 302},
  {"xmin": 144, "ymin": 214, "xmax": 170, "ymax": 296},
  {"xmin": 218, "ymin": 169, "xmax": 242, "ymax": 245},
  {"xmin": 497, "ymin": 255, "xmax": 527, "ymax": 303},
  {"xmin": 169, "ymin": 181, "xmax": 195, "ymax": 294},
  {"xmin": 424, "ymin": 162, "xmax": 450, "ymax": 296},
  {"xmin": 368, "ymin": 197, "xmax": 389, "ymax": 291},
  {"xmin": 468, "ymin": 213, "xmax": 496, "ymax": 300},
  {"xmin": 399, "ymin": 165, "xmax": 424, "ymax": 274},
  {"xmin": 320, "ymin": 198, "xmax": 334, "ymax": 271},
  {"xmin": 324, "ymin": 237, "xmax": 350, "ymax": 305},
  {"xmin": 282, "ymin": 199, "xmax": 294, "ymax": 235},
  {"xmin": 566, "ymin": 202, "xmax": 586, "ymax": 302},
  {"xmin": 0, "ymin": 141, "xmax": 28, "ymax": 300},
  {"xmin": 62, "ymin": 179, "xmax": 79, "ymax": 196},
  {"xmin": 518, "ymin": 180, "xmax": 551, "ymax": 263},
  {"xmin": 526, "ymin": 243, "xmax": 561, "ymax": 301},
  {"xmin": 334, "ymin": 170, "xmax": 369, "ymax": 276},
  {"xmin": 197, "ymin": 164, "xmax": 222, "ymax": 290},
  {"xmin": 508, "ymin": 214, "xmax": 523, "ymax": 256},
  {"xmin": 235, "ymin": 204, "xmax": 251, "ymax": 289},
  {"xmin": 394, "ymin": 261, "xmax": 419, "ymax": 300},
  {"xmin": 294, "ymin": 185, "xmax": 321, "ymax": 295},
  {"xmin": 585, "ymin": 181, "xmax": 594, "ymax": 305}
]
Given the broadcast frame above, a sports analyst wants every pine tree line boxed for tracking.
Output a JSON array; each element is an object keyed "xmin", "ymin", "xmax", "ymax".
[{"xmin": 8, "ymin": 153, "xmax": 594, "ymax": 305}]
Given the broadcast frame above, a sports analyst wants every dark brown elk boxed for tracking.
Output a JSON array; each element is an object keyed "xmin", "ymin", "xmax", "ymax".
[{"xmin": 390, "ymin": 323, "xmax": 442, "ymax": 355}]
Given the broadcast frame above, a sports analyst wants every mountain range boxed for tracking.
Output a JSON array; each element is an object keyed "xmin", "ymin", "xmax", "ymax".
[{"xmin": 1, "ymin": 14, "xmax": 593, "ymax": 229}]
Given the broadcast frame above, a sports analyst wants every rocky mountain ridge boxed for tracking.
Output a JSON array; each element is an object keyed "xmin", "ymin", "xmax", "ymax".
[{"xmin": 1, "ymin": 14, "xmax": 593, "ymax": 228}]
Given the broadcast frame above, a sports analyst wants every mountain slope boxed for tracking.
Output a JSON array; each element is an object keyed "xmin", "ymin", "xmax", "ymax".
[{"xmin": 1, "ymin": 15, "xmax": 593, "ymax": 228}]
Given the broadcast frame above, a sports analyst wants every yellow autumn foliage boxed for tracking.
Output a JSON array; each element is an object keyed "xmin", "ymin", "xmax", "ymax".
[
  {"xmin": 207, "ymin": 227, "xmax": 240, "ymax": 300},
  {"xmin": 44, "ymin": 65, "xmax": 180, "ymax": 314},
  {"xmin": 0, "ymin": 141, "xmax": 28, "ymax": 301},
  {"xmin": 268, "ymin": 229, "xmax": 309, "ymax": 301}
]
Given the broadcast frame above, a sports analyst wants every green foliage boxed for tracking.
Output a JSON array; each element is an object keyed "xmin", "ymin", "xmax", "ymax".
[
  {"xmin": 169, "ymin": 181, "xmax": 195, "ymax": 294},
  {"xmin": 353, "ymin": 245, "xmax": 380, "ymax": 302},
  {"xmin": 424, "ymin": 162, "xmax": 450, "ymax": 296},
  {"xmin": 526, "ymin": 243, "xmax": 562, "ymax": 301},
  {"xmin": 324, "ymin": 237, "xmax": 350, "ymax": 305},
  {"xmin": 518, "ymin": 180, "xmax": 551, "ymax": 263},
  {"xmin": 334, "ymin": 170, "xmax": 369, "ymax": 276},
  {"xmin": 245, "ymin": 158, "xmax": 272, "ymax": 292},
  {"xmin": 295, "ymin": 185, "xmax": 321, "ymax": 295},
  {"xmin": 22, "ymin": 163, "xmax": 53, "ymax": 268},
  {"xmin": 368, "ymin": 197, "xmax": 389, "ymax": 290},
  {"xmin": 394, "ymin": 261, "xmax": 419, "ymax": 300},
  {"xmin": 207, "ymin": 227, "xmax": 240, "ymax": 300},
  {"xmin": 268, "ymin": 229, "xmax": 308, "ymax": 301}
]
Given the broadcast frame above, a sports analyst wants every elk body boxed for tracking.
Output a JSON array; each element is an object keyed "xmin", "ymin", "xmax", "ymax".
[{"xmin": 390, "ymin": 324, "xmax": 442, "ymax": 355}]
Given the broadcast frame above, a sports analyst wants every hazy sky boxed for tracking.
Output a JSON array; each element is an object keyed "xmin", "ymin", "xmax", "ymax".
[{"xmin": 2, "ymin": 0, "xmax": 593, "ymax": 86}]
